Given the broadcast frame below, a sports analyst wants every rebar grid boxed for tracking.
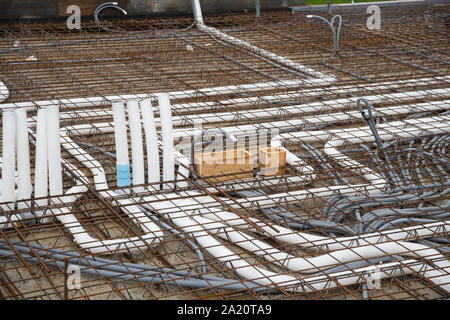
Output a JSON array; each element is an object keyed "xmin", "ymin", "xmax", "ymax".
[{"xmin": 0, "ymin": 4, "xmax": 449, "ymax": 300}]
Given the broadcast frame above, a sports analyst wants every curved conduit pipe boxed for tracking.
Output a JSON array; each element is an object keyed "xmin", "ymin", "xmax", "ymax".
[
  {"xmin": 60, "ymin": 141, "xmax": 205, "ymax": 269},
  {"xmin": 0, "ymin": 240, "xmax": 266, "ymax": 292},
  {"xmin": 1, "ymin": 239, "xmax": 426, "ymax": 293},
  {"xmin": 271, "ymin": 115, "xmax": 449, "ymax": 186},
  {"xmin": 190, "ymin": 0, "xmax": 336, "ymax": 81},
  {"xmin": 140, "ymin": 192, "xmax": 449, "ymax": 292},
  {"xmin": 123, "ymin": 113, "xmax": 450, "ymax": 290},
  {"xmin": 306, "ymin": 15, "xmax": 342, "ymax": 53},
  {"xmin": 0, "ymin": 106, "xmax": 165, "ymax": 253},
  {"xmin": 48, "ymin": 114, "xmax": 450, "ymax": 291},
  {"xmin": 48, "ymin": 120, "xmax": 348, "ymax": 290},
  {"xmin": 52, "ymin": 132, "xmax": 164, "ymax": 254},
  {"xmin": 1, "ymin": 97, "xmax": 448, "ymax": 290}
]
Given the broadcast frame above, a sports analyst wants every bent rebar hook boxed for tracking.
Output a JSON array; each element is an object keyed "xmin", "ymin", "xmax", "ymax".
[
  {"xmin": 356, "ymin": 98, "xmax": 383, "ymax": 148},
  {"xmin": 94, "ymin": 2, "xmax": 127, "ymax": 32}
]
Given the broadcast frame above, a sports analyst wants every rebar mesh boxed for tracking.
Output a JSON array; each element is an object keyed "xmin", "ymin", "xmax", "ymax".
[{"xmin": 0, "ymin": 4, "xmax": 449, "ymax": 300}]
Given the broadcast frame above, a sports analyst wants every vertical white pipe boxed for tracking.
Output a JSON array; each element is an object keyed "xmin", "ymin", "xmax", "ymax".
[
  {"xmin": 1, "ymin": 109, "xmax": 16, "ymax": 209},
  {"xmin": 140, "ymin": 99, "xmax": 160, "ymax": 185},
  {"xmin": 159, "ymin": 93, "xmax": 175, "ymax": 189},
  {"xmin": 191, "ymin": 0, "xmax": 204, "ymax": 24},
  {"xmin": 34, "ymin": 108, "xmax": 48, "ymax": 207},
  {"xmin": 15, "ymin": 108, "xmax": 32, "ymax": 208},
  {"xmin": 46, "ymin": 106, "xmax": 63, "ymax": 197},
  {"xmin": 126, "ymin": 100, "xmax": 145, "ymax": 187},
  {"xmin": 112, "ymin": 100, "xmax": 130, "ymax": 187}
]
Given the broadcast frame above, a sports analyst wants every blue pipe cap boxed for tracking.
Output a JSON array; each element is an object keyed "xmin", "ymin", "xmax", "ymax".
[{"xmin": 116, "ymin": 163, "xmax": 131, "ymax": 187}]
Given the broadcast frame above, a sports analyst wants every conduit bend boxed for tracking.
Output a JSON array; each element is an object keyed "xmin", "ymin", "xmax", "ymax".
[
  {"xmin": 190, "ymin": 0, "xmax": 336, "ymax": 81},
  {"xmin": 0, "ymin": 110, "xmax": 165, "ymax": 253},
  {"xmin": 58, "ymin": 128, "xmax": 163, "ymax": 253},
  {"xmin": 140, "ymin": 192, "xmax": 450, "ymax": 292},
  {"xmin": 47, "ymin": 113, "xmax": 450, "ymax": 291},
  {"xmin": 44, "ymin": 119, "xmax": 425, "ymax": 290}
]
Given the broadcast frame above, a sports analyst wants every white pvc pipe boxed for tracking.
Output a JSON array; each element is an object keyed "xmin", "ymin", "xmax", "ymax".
[
  {"xmin": 112, "ymin": 100, "xmax": 130, "ymax": 187},
  {"xmin": 34, "ymin": 108, "xmax": 48, "ymax": 208},
  {"xmin": 0, "ymin": 77, "xmax": 339, "ymax": 112},
  {"xmin": 140, "ymin": 99, "xmax": 160, "ymax": 185},
  {"xmin": 199, "ymin": 23, "xmax": 336, "ymax": 80},
  {"xmin": 144, "ymin": 196, "xmax": 449, "ymax": 292},
  {"xmin": 190, "ymin": 0, "xmax": 335, "ymax": 80},
  {"xmin": 191, "ymin": 0, "xmax": 204, "ymax": 24},
  {"xmin": 15, "ymin": 108, "xmax": 32, "ymax": 208},
  {"xmin": 57, "ymin": 130, "xmax": 163, "ymax": 253},
  {"xmin": 46, "ymin": 106, "xmax": 63, "ymax": 197},
  {"xmin": 56, "ymin": 119, "xmax": 450, "ymax": 291},
  {"xmin": 1, "ymin": 109, "xmax": 16, "ymax": 208},
  {"xmin": 39, "ymin": 89, "xmax": 450, "ymax": 135},
  {"xmin": 127, "ymin": 100, "xmax": 145, "ymax": 187},
  {"xmin": 51, "ymin": 156, "xmax": 163, "ymax": 254},
  {"xmin": 189, "ymin": 213, "xmax": 449, "ymax": 292},
  {"xmin": 158, "ymin": 93, "xmax": 175, "ymax": 189},
  {"xmin": 0, "ymin": 80, "xmax": 9, "ymax": 103}
]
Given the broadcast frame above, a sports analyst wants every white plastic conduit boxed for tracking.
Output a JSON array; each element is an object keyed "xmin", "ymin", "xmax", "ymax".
[
  {"xmin": 0, "ymin": 77, "xmax": 337, "ymax": 112},
  {"xmin": 58, "ymin": 129, "xmax": 164, "ymax": 253},
  {"xmin": 45, "ymin": 105, "xmax": 63, "ymax": 197},
  {"xmin": 57, "ymin": 120, "xmax": 450, "ymax": 291},
  {"xmin": 143, "ymin": 194, "xmax": 449, "ymax": 292},
  {"xmin": 190, "ymin": 0, "xmax": 336, "ymax": 81},
  {"xmin": 140, "ymin": 99, "xmax": 160, "ymax": 184},
  {"xmin": 3, "ymin": 76, "xmax": 448, "ymax": 116},
  {"xmin": 171, "ymin": 97, "xmax": 450, "ymax": 141},
  {"xmin": 0, "ymin": 80, "xmax": 9, "ymax": 103},
  {"xmin": 159, "ymin": 93, "xmax": 175, "ymax": 189},
  {"xmin": 50, "ymin": 157, "xmax": 162, "ymax": 254},
  {"xmin": 271, "ymin": 115, "xmax": 450, "ymax": 186},
  {"xmin": 190, "ymin": 212, "xmax": 449, "ymax": 291},
  {"xmin": 139, "ymin": 189, "xmax": 449, "ymax": 292},
  {"xmin": 1, "ymin": 109, "xmax": 16, "ymax": 209},
  {"xmin": 15, "ymin": 108, "xmax": 32, "ymax": 207},
  {"xmin": 169, "ymin": 76, "xmax": 450, "ymax": 114},
  {"xmin": 112, "ymin": 100, "xmax": 131, "ymax": 187},
  {"xmin": 34, "ymin": 108, "xmax": 48, "ymax": 209},
  {"xmin": 37, "ymin": 89, "xmax": 450, "ymax": 133},
  {"xmin": 127, "ymin": 100, "xmax": 145, "ymax": 188}
]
